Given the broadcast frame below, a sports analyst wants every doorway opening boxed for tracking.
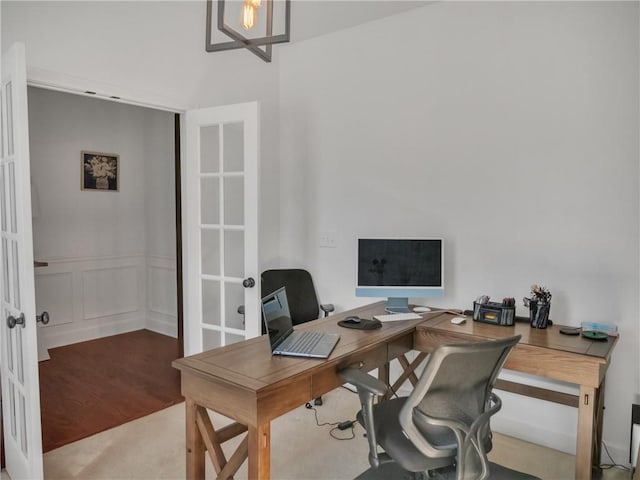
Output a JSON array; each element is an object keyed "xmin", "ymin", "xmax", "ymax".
[{"xmin": 27, "ymin": 86, "xmax": 184, "ymax": 452}]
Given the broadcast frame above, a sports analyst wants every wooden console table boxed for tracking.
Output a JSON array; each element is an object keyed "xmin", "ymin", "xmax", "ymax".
[{"xmin": 173, "ymin": 304, "xmax": 617, "ymax": 480}]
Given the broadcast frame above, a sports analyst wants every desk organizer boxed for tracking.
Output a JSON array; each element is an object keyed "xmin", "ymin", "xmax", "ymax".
[{"xmin": 473, "ymin": 301, "xmax": 515, "ymax": 326}]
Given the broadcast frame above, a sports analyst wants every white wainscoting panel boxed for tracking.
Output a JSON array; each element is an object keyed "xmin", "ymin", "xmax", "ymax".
[
  {"xmin": 35, "ymin": 255, "xmax": 147, "ymax": 349},
  {"xmin": 34, "ymin": 271, "xmax": 73, "ymax": 326},
  {"xmin": 82, "ymin": 265, "xmax": 140, "ymax": 320},
  {"xmin": 146, "ymin": 256, "xmax": 177, "ymax": 338}
]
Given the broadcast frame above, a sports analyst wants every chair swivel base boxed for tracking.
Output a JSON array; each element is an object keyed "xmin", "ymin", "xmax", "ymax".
[
  {"xmin": 354, "ymin": 462, "xmax": 540, "ymax": 480},
  {"xmin": 354, "ymin": 462, "xmax": 420, "ymax": 480}
]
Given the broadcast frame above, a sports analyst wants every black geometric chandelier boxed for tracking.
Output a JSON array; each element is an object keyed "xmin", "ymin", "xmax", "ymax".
[{"xmin": 205, "ymin": 0, "xmax": 291, "ymax": 62}]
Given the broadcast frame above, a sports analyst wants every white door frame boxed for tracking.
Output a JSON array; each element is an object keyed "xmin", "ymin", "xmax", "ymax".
[{"xmin": 1, "ymin": 42, "xmax": 44, "ymax": 480}]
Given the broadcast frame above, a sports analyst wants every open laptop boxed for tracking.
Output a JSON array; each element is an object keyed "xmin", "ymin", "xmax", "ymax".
[{"xmin": 261, "ymin": 286, "xmax": 340, "ymax": 358}]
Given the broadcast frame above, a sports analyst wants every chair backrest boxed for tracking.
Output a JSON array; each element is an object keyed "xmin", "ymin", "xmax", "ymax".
[
  {"xmin": 261, "ymin": 269, "xmax": 320, "ymax": 325},
  {"xmin": 399, "ymin": 335, "xmax": 521, "ymax": 479}
]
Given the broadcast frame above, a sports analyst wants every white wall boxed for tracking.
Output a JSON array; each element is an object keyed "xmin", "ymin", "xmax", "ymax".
[
  {"xmin": 279, "ymin": 1, "xmax": 639, "ymax": 463},
  {"xmin": 3, "ymin": 0, "xmax": 284, "ymax": 332},
  {"xmin": 143, "ymin": 109, "xmax": 178, "ymax": 337},
  {"xmin": 1, "ymin": 1, "xmax": 276, "ymax": 110},
  {"xmin": 5, "ymin": 0, "xmax": 640, "ymax": 466},
  {"xmin": 1, "ymin": 1, "xmax": 283, "ymax": 271},
  {"xmin": 28, "ymin": 87, "xmax": 176, "ymax": 346}
]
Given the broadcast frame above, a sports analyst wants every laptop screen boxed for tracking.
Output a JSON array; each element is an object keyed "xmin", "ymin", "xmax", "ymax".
[{"xmin": 261, "ymin": 287, "xmax": 294, "ymax": 351}]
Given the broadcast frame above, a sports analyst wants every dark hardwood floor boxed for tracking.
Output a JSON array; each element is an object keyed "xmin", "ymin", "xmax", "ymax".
[{"xmin": 38, "ymin": 329, "xmax": 183, "ymax": 453}]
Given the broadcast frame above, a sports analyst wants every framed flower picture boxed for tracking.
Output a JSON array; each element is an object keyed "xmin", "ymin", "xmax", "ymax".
[{"xmin": 81, "ymin": 151, "xmax": 119, "ymax": 191}]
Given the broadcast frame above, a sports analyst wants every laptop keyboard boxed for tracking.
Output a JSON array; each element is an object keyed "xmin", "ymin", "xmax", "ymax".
[{"xmin": 281, "ymin": 331, "xmax": 323, "ymax": 354}]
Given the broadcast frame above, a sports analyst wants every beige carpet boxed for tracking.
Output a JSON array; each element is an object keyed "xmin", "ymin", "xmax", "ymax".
[{"xmin": 34, "ymin": 387, "xmax": 631, "ymax": 480}]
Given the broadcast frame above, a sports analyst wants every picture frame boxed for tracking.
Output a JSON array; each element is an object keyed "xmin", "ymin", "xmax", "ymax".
[{"xmin": 81, "ymin": 150, "xmax": 119, "ymax": 191}]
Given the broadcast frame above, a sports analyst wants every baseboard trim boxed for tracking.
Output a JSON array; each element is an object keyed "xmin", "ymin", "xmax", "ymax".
[
  {"xmin": 145, "ymin": 317, "xmax": 178, "ymax": 338},
  {"xmin": 41, "ymin": 317, "xmax": 145, "ymax": 350}
]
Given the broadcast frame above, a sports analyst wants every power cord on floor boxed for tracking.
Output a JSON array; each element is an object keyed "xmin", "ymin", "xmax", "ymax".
[
  {"xmin": 305, "ymin": 402, "xmax": 357, "ymax": 440},
  {"xmin": 599, "ymin": 440, "xmax": 632, "ymax": 472}
]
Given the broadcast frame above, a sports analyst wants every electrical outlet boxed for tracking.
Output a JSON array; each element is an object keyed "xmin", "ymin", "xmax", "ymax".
[{"xmin": 319, "ymin": 232, "xmax": 337, "ymax": 248}]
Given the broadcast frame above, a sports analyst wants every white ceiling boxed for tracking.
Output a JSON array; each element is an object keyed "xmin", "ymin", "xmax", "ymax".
[
  {"xmin": 288, "ymin": 1, "xmax": 429, "ymax": 42},
  {"xmin": 1, "ymin": 0, "xmax": 431, "ymax": 109}
]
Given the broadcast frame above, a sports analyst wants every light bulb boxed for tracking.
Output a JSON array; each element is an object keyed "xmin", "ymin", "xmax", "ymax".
[{"xmin": 242, "ymin": 2, "xmax": 256, "ymax": 30}]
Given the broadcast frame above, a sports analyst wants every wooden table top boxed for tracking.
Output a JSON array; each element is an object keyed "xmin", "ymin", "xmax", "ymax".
[
  {"xmin": 419, "ymin": 313, "xmax": 617, "ymax": 360},
  {"xmin": 415, "ymin": 312, "xmax": 617, "ymax": 387},
  {"xmin": 173, "ymin": 302, "xmax": 425, "ymax": 393},
  {"xmin": 174, "ymin": 304, "xmax": 618, "ymax": 394}
]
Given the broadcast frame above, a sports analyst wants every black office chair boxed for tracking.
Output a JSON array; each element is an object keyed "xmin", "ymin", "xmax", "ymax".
[
  {"xmin": 261, "ymin": 269, "xmax": 334, "ymax": 324},
  {"xmin": 238, "ymin": 269, "xmax": 335, "ymax": 325},
  {"xmin": 339, "ymin": 335, "xmax": 541, "ymax": 480},
  {"xmin": 239, "ymin": 268, "xmax": 334, "ymax": 405}
]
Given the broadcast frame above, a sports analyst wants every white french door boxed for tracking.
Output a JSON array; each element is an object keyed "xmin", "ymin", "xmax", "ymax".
[
  {"xmin": 183, "ymin": 102, "xmax": 260, "ymax": 356},
  {"xmin": 0, "ymin": 43, "xmax": 44, "ymax": 480}
]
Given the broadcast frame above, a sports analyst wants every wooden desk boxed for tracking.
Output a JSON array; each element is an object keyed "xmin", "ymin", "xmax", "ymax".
[
  {"xmin": 414, "ymin": 314, "xmax": 618, "ymax": 480},
  {"xmin": 173, "ymin": 304, "xmax": 617, "ymax": 480},
  {"xmin": 173, "ymin": 302, "xmax": 422, "ymax": 480}
]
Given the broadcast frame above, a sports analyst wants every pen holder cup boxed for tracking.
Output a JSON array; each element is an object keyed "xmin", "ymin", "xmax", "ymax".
[{"xmin": 529, "ymin": 301, "xmax": 551, "ymax": 329}]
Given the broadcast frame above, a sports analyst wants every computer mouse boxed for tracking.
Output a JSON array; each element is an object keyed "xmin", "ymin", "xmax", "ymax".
[{"xmin": 344, "ymin": 316, "xmax": 361, "ymax": 323}]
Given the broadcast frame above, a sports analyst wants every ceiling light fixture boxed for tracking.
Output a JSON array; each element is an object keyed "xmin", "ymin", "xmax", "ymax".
[{"xmin": 206, "ymin": 0, "xmax": 291, "ymax": 63}]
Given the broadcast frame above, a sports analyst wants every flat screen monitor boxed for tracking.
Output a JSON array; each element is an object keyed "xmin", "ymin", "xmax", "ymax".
[{"xmin": 356, "ymin": 237, "xmax": 443, "ymax": 313}]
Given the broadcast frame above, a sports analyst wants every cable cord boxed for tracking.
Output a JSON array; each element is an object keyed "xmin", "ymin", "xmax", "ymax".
[
  {"xmin": 305, "ymin": 403, "xmax": 357, "ymax": 440},
  {"xmin": 329, "ymin": 423, "xmax": 356, "ymax": 441},
  {"xmin": 599, "ymin": 441, "xmax": 632, "ymax": 472},
  {"xmin": 311, "ymin": 379, "xmax": 397, "ymax": 441}
]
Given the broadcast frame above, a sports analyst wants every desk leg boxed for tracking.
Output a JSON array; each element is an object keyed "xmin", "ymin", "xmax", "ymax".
[
  {"xmin": 593, "ymin": 380, "xmax": 606, "ymax": 468},
  {"xmin": 248, "ymin": 422, "xmax": 270, "ymax": 480},
  {"xmin": 576, "ymin": 385, "xmax": 596, "ymax": 480},
  {"xmin": 185, "ymin": 398, "xmax": 206, "ymax": 480},
  {"xmin": 378, "ymin": 362, "xmax": 390, "ymax": 401},
  {"xmin": 379, "ymin": 362, "xmax": 390, "ymax": 386}
]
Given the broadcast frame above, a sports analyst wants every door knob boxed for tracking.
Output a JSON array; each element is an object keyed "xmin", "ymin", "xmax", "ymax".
[
  {"xmin": 242, "ymin": 277, "xmax": 256, "ymax": 288},
  {"xmin": 7, "ymin": 313, "xmax": 25, "ymax": 329},
  {"xmin": 37, "ymin": 311, "xmax": 50, "ymax": 325}
]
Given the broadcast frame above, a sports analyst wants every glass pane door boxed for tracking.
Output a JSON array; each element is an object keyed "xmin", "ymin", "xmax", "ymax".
[
  {"xmin": 183, "ymin": 103, "xmax": 259, "ymax": 355},
  {"xmin": 0, "ymin": 42, "xmax": 44, "ymax": 480}
]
